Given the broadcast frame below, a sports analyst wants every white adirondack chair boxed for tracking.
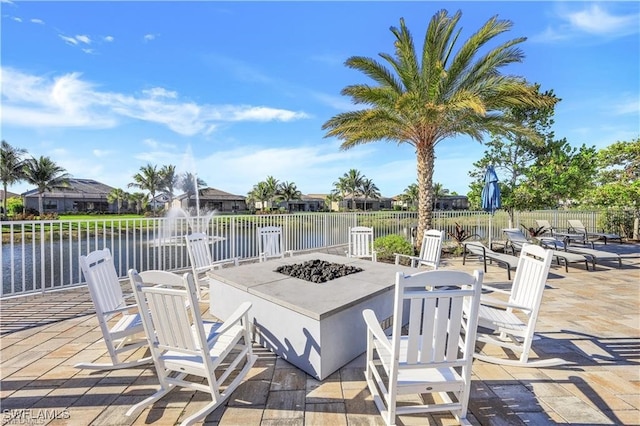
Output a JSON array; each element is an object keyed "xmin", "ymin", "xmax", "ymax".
[
  {"xmin": 127, "ymin": 269, "xmax": 257, "ymax": 426},
  {"xmin": 258, "ymin": 226, "xmax": 292, "ymax": 262},
  {"xmin": 362, "ymin": 269, "xmax": 483, "ymax": 426},
  {"xmin": 394, "ymin": 229, "xmax": 444, "ymax": 269},
  {"xmin": 347, "ymin": 226, "xmax": 377, "ymax": 261},
  {"xmin": 474, "ymin": 243, "xmax": 567, "ymax": 367},
  {"xmin": 75, "ymin": 248, "xmax": 152, "ymax": 370},
  {"xmin": 185, "ymin": 232, "xmax": 239, "ymax": 299}
]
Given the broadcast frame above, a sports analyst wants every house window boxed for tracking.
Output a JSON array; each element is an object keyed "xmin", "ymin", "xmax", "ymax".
[{"xmin": 44, "ymin": 200, "xmax": 57, "ymax": 210}]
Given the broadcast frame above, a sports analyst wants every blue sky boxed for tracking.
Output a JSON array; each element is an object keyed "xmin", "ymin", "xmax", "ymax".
[{"xmin": 2, "ymin": 1, "xmax": 638, "ymax": 199}]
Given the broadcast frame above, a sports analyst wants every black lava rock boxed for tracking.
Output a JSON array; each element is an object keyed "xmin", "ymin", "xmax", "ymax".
[{"xmin": 274, "ymin": 259, "xmax": 363, "ymax": 283}]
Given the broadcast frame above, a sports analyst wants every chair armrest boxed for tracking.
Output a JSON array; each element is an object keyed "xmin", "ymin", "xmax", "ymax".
[
  {"xmin": 394, "ymin": 253, "xmax": 418, "ymax": 266},
  {"xmin": 105, "ymin": 303, "xmax": 138, "ymax": 316},
  {"xmin": 217, "ymin": 301, "xmax": 252, "ymax": 335},
  {"xmin": 481, "ymin": 284, "xmax": 511, "ymax": 295},
  {"xmin": 362, "ymin": 309, "xmax": 391, "ymax": 352},
  {"xmin": 480, "ymin": 296, "xmax": 532, "ymax": 313}
]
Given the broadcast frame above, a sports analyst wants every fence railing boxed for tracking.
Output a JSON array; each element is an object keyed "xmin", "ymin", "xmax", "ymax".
[{"xmin": 1, "ymin": 209, "xmax": 627, "ymax": 298}]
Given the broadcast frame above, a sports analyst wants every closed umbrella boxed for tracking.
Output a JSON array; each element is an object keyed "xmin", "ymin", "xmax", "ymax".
[{"xmin": 481, "ymin": 165, "xmax": 501, "ymax": 248}]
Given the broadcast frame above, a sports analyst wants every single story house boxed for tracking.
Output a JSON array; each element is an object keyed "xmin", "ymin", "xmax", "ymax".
[
  {"xmin": 392, "ymin": 194, "xmax": 469, "ymax": 210},
  {"xmin": 172, "ymin": 187, "xmax": 247, "ymax": 213},
  {"xmin": 22, "ymin": 179, "xmax": 116, "ymax": 213}
]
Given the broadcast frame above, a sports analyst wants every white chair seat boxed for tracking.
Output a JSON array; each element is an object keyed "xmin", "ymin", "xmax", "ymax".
[{"xmin": 477, "ymin": 304, "xmax": 526, "ymax": 332}]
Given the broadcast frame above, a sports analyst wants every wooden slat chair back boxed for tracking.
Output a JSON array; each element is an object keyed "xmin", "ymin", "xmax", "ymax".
[
  {"xmin": 474, "ymin": 243, "xmax": 567, "ymax": 367},
  {"xmin": 127, "ymin": 269, "xmax": 256, "ymax": 426},
  {"xmin": 347, "ymin": 226, "xmax": 377, "ymax": 261},
  {"xmin": 362, "ymin": 269, "xmax": 483, "ymax": 425},
  {"xmin": 258, "ymin": 226, "xmax": 292, "ymax": 262},
  {"xmin": 395, "ymin": 229, "xmax": 444, "ymax": 269},
  {"xmin": 75, "ymin": 248, "xmax": 151, "ymax": 370},
  {"xmin": 185, "ymin": 232, "xmax": 238, "ymax": 299}
]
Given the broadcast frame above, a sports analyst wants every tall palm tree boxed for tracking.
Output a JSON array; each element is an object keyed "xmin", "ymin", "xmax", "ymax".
[
  {"xmin": 128, "ymin": 164, "xmax": 163, "ymax": 215},
  {"xmin": 277, "ymin": 181, "xmax": 302, "ymax": 213},
  {"xmin": 0, "ymin": 141, "xmax": 27, "ymax": 218},
  {"xmin": 401, "ymin": 183, "xmax": 419, "ymax": 210},
  {"xmin": 340, "ymin": 169, "xmax": 364, "ymax": 210},
  {"xmin": 264, "ymin": 176, "xmax": 280, "ymax": 211},
  {"xmin": 322, "ymin": 10, "xmax": 555, "ymax": 244},
  {"xmin": 178, "ymin": 172, "xmax": 207, "ymax": 207},
  {"xmin": 359, "ymin": 178, "xmax": 381, "ymax": 211},
  {"xmin": 159, "ymin": 164, "xmax": 177, "ymax": 203},
  {"xmin": 22, "ymin": 156, "xmax": 71, "ymax": 216},
  {"xmin": 107, "ymin": 188, "xmax": 128, "ymax": 214}
]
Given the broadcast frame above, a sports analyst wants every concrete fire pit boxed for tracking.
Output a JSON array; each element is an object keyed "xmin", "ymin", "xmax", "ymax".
[{"xmin": 207, "ymin": 252, "xmax": 415, "ymax": 380}]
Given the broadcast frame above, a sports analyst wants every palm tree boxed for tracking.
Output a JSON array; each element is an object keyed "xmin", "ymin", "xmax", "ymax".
[
  {"xmin": 264, "ymin": 176, "xmax": 280, "ymax": 211},
  {"xmin": 337, "ymin": 169, "xmax": 364, "ymax": 210},
  {"xmin": 359, "ymin": 178, "xmax": 381, "ymax": 211},
  {"xmin": 248, "ymin": 182, "xmax": 270, "ymax": 211},
  {"xmin": 159, "ymin": 164, "xmax": 177, "ymax": 203},
  {"xmin": 107, "ymin": 188, "xmax": 128, "ymax": 214},
  {"xmin": 178, "ymin": 172, "xmax": 207, "ymax": 208},
  {"xmin": 401, "ymin": 183, "xmax": 419, "ymax": 210},
  {"xmin": 22, "ymin": 156, "xmax": 71, "ymax": 216},
  {"xmin": 277, "ymin": 181, "xmax": 302, "ymax": 212},
  {"xmin": 432, "ymin": 182, "xmax": 450, "ymax": 210},
  {"xmin": 332, "ymin": 177, "xmax": 349, "ymax": 211},
  {"xmin": 128, "ymin": 192, "xmax": 147, "ymax": 215},
  {"xmin": 324, "ymin": 191, "xmax": 341, "ymax": 212},
  {"xmin": 322, "ymin": 10, "xmax": 555, "ymax": 244},
  {"xmin": 0, "ymin": 141, "xmax": 27, "ymax": 218},
  {"xmin": 128, "ymin": 164, "xmax": 163, "ymax": 215}
]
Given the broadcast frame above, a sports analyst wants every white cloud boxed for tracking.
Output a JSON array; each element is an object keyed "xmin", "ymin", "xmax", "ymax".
[
  {"xmin": 30, "ymin": 18, "xmax": 44, "ymax": 25},
  {"xmin": 612, "ymin": 98, "xmax": 640, "ymax": 116},
  {"xmin": 194, "ymin": 142, "xmax": 375, "ymax": 195},
  {"xmin": 567, "ymin": 4, "xmax": 638, "ymax": 36},
  {"xmin": 92, "ymin": 149, "xmax": 112, "ymax": 157},
  {"xmin": 143, "ymin": 33, "xmax": 157, "ymax": 42},
  {"xmin": 11, "ymin": 16, "xmax": 21, "ymax": 23},
  {"xmin": 59, "ymin": 34, "xmax": 78, "ymax": 45},
  {"xmin": 534, "ymin": 4, "xmax": 640, "ymax": 43},
  {"xmin": 104, "ymin": 35, "xmax": 114, "ymax": 42},
  {"xmin": 75, "ymin": 35, "xmax": 91, "ymax": 44},
  {"xmin": 1, "ymin": 67, "xmax": 310, "ymax": 135}
]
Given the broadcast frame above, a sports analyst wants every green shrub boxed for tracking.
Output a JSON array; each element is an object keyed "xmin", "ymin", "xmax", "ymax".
[{"xmin": 373, "ymin": 234, "xmax": 414, "ymax": 264}]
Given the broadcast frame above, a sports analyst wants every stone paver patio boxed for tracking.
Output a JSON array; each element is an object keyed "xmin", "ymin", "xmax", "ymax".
[{"xmin": 1, "ymin": 243, "xmax": 639, "ymax": 425}]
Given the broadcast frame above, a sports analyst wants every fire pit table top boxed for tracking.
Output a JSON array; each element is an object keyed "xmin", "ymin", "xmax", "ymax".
[{"xmin": 207, "ymin": 253, "xmax": 416, "ymax": 320}]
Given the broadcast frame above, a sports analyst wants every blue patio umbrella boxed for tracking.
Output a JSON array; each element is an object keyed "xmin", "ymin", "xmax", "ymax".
[{"xmin": 481, "ymin": 165, "xmax": 501, "ymax": 247}]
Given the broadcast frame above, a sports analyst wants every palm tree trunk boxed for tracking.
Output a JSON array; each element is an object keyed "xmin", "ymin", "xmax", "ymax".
[
  {"xmin": 38, "ymin": 193, "xmax": 44, "ymax": 217},
  {"xmin": 416, "ymin": 144, "xmax": 435, "ymax": 248}
]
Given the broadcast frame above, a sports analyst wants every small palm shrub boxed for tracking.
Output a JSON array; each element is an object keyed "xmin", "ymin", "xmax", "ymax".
[{"xmin": 373, "ymin": 234, "xmax": 414, "ymax": 264}]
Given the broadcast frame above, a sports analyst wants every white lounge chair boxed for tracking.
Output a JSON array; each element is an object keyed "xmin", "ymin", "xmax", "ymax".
[
  {"xmin": 347, "ymin": 226, "xmax": 377, "ymax": 262},
  {"xmin": 185, "ymin": 232, "xmax": 239, "ymax": 299},
  {"xmin": 258, "ymin": 226, "xmax": 293, "ymax": 262},
  {"xmin": 394, "ymin": 229, "xmax": 443, "ymax": 269},
  {"xmin": 127, "ymin": 269, "xmax": 256, "ymax": 426},
  {"xmin": 362, "ymin": 269, "xmax": 483, "ymax": 425},
  {"xmin": 568, "ymin": 219, "xmax": 623, "ymax": 244},
  {"xmin": 474, "ymin": 244, "xmax": 567, "ymax": 367},
  {"xmin": 75, "ymin": 248, "xmax": 152, "ymax": 370}
]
